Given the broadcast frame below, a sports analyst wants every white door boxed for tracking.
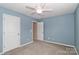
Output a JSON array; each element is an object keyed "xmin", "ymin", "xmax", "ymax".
[
  {"xmin": 37, "ymin": 22, "xmax": 44, "ymax": 41},
  {"xmin": 3, "ymin": 14, "xmax": 20, "ymax": 52}
]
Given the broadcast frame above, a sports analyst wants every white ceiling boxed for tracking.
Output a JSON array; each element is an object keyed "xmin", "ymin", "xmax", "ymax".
[{"xmin": 0, "ymin": 3, "xmax": 78, "ymax": 19}]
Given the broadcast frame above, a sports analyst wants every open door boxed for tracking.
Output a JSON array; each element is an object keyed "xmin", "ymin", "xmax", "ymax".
[
  {"xmin": 37, "ymin": 22, "xmax": 44, "ymax": 41},
  {"xmin": 32, "ymin": 22, "xmax": 37, "ymax": 41},
  {"xmin": 32, "ymin": 22, "xmax": 44, "ymax": 41}
]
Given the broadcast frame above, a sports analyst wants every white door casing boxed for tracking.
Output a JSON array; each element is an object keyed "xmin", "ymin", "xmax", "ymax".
[
  {"xmin": 3, "ymin": 14, "xmax": 20, "ymax": 52},
  {"xmin": 37, "ymin": 22, "xmax": 44, "ymax": 41}
]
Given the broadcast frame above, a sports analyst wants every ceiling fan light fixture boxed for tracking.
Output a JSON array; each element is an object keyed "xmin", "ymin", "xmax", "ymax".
[{"xmin": 36, "ymin": 9, "xmax": 42, "ymax": 14}]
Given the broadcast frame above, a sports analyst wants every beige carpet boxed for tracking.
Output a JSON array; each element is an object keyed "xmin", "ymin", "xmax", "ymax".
[{"xmin": 4, "ymin": 40, "xmax": 76, "ymax": 55}]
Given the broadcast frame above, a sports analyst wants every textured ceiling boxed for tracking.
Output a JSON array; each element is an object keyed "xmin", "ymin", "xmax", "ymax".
[{"xmin": 0, "ymin": 3, "xmax": 78, "ymax": 19}]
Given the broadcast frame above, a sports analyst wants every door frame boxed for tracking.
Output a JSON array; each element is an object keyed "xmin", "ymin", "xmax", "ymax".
[
  {"xmin": 32, "ymin": 21, "xmax": 37, "ymax": 41},
  {"xmin": 32, "ymin": 21, "xmax": 44, "ymax": 41},
  {"xmin": 3, "ymin": 13, "xmax": 21, "ymax": 53}
]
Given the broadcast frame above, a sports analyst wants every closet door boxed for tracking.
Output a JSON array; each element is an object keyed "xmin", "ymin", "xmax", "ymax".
[
  {"xmin": 37, "ymin": 22, "xmax": 44, "ymax": 41},
  {"xmin": 3, "ymin": 14, "xmax": 20, "ymax": 52}
]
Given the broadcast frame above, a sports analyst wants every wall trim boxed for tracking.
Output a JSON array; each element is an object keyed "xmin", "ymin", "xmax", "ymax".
[
  {"xmin": 1, "ymin": 41, "xmax": 33, "ymax": 55},
  {"xmin": 43, "ymin": 40, "xmax": 79, "ymax": 54},
  {"xmin": 0, "ymin": 52, "xmax": 4, "ymax": 55},
  {"xmin": 73, "ymin": 47, "xmax": 79, "ymax": 55},
  {"xmin": 44, "ymin": 40, "xmax": 79, "ymax": 54},
  {"xmin": 19, "ymin": 41, "xmax": 33, "ymax": 48},
  {"xmin": 44, "ymin": 40, "xmax": 75, "ymax": 48},
  {"xmin": 1, "ymin": 40, "xmax": 78, "ymax": 55}
]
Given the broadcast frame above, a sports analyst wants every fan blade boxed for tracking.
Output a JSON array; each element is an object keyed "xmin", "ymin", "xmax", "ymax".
[
  {"xmin": 41, "ymin": 3, "xmax": 46, "ymax": 9},
  {"xmin": 25, "ymin": 6, "xmax": 35, "ymax": 10},
  {"xmin": 31, "ymin": 12, "xmax": 44, "ymax": 16},
  {"xmin": 31, "ymin": 12, "xmax": 35, "ymax": 15},
  {"xmin": 43, "ymin": 9, "xmax": 53, "ymax": 11},
  {"xmin": 43, "ymin": 10, "xmax": 53, "ymax": 13},
  {"xmin": 43, "ymin": 11, "xmax": 53, "ymax": 12}
]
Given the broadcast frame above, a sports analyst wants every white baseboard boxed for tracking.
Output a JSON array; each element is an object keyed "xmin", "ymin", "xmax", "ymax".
[
  {"xmin": 19, "ymin": 41, "xmax": 33, "ymax": 48},
  {"xmin": 1, "ymin": 41, "xmax": 33, "ymax": 55},
  {"xmin": 44, "ymin": 40, "xmax": 79, "ymax": 55},
  {"xmin": 73, "ymin": 47, "xmax": 79, "ymax": 55},
  {"xmin": 0, "ymin": 52, "xmax": 4, "ymax": 55},
  {"xmin": 44, "ymin": 40, "xmax": 74, "ymax": 48},
  {"xmin": 1, "ymin": 40, "xmax": 78, "ymax": 55}
]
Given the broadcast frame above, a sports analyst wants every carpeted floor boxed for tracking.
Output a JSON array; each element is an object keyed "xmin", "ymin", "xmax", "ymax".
[{"xmin": 4, "ymin": 40, "xmax": 77, "ymax": 55}]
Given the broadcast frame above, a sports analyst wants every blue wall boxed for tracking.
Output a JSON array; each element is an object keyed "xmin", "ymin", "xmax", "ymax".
[
  {"xmin": 43, "ymin": 14, "xmax": 74, "ymax": 46},
  {"xmin": 0, "ymin": 7, "xmax": 34, "ymax": 53},
  {"xmin": 75, "ymin": 5, "xmax": 79, "ymax": 54},
  {"xmin": 0, "ymin": 8, "xmax": 3, "ymax": 53}
]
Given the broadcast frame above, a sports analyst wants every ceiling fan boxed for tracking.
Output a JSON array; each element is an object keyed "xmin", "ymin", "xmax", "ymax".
[{"xmin": 25, "ymin": 3, "xmax": 53, "ymax": 15}]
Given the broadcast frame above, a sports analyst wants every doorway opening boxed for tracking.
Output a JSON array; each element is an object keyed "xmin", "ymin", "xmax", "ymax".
[
  {"xmin": 32, "ymin": 21, "xmax": 44, "ymax": 41},
  {"xmin": 32, "ymin": 21, "xmax": 37, "ymax": 41}
]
